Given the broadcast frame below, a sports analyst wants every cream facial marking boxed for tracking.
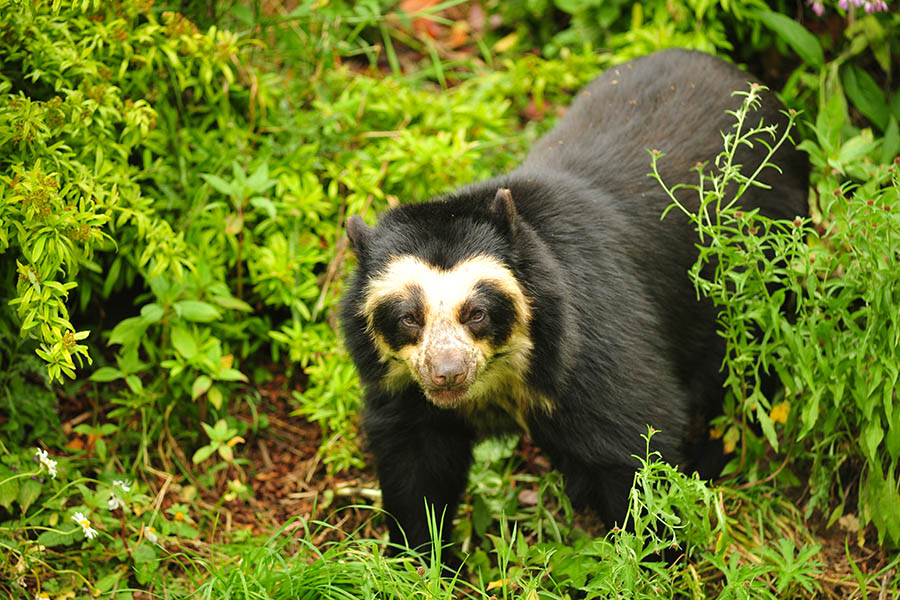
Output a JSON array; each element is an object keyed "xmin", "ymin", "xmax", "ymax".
[
  {"xmin": 361, "ymin": 255, "xmax": 538, "ymax": 414},
  {"xmin": 363, "ymin": 255, "xmax": 530, "ymax": 327}
]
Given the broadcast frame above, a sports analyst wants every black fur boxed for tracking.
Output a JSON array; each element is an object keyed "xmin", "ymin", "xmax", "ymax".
[
  {"xmin": 372, "ymin": 288, "xmax": 425, "ymax": 350},
  {"xmin": 462, "ymin": 281, "xmax": 516, "ymax": 345},
  {"xmin": 339, "ymin": 49, "xmax": 809, "ymax": 554}
]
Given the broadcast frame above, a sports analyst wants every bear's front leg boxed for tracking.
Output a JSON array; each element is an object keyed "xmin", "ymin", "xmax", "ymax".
[{"xmin": 363, "ymin": 386, "xmax": 476, "ymax": 555}]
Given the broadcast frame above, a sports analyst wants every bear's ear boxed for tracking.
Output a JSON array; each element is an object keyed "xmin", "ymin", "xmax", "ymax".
[
  {"xmin": 346, "ymin": 215, "xmax": 375, "ymax": 256},
  {"xmin": 490, "ymin": 188, "xmax": 517, "ymax": 236}
]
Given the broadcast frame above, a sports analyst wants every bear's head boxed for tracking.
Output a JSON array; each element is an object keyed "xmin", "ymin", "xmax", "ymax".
[{"xmin": 345, "ymin": 189, "xmax": 535, "ymax": 411}]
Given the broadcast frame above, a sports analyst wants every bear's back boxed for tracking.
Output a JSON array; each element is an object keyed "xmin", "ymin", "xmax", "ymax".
[
  {"xmin": 522, "ymin": 49, "xmax": 808, "ymax": 223},
  {"xmin": 512, "ymin": 49, "xmax": 808, "ymax": 430}
]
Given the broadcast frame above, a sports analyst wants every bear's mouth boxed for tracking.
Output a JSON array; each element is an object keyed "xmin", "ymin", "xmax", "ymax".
[{"xmin": 424, "ymin": 385, "xmax": 469, "ymax": 408}]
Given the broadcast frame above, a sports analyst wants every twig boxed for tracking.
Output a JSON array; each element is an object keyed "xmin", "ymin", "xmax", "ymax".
[
  {"xmin": 60, "ymin": 410, "xmax": 92, "ymax": 433},
  {"xmin": 878, "ymin": 568, "xmax": 894, "ymax": 600},
  {"xmin": 334, "ymin": 483, "xmax": 382, "ymax": 502},
  {"xmin": 304, "ymin": 451, "xmax": 322, "ymax": 484},
  {"xmin": 257, "ymin": 438, "xmax": 274, "ymax": 470},
  {"xmin": 735, "ymin": 440, "xmax": 794, "ymax": 490},
  {"xmin": 146, "ymin": 472, "xmax": 174, "ymax": 536}
]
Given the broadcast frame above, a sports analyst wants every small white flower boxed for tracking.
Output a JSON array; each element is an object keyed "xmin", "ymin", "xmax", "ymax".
[
  {"xmin": 107, "ymin": 493, "xmax": 125, "ymax": 511},
  {"xmin": 112, "ymin": 479, "xmax": 132, "ymax": 492},
  {"xmin": 34, "ymin": 448, "xmax": 57, "ymax": 479},
  {"xmin": 35, "ymin": 593, "xmax": 50, "ymax": 600},
  {"xmin": 71, "ymin": 512, "xmax": 98, "ymax": 540},
  {"xmin": 142, "ymin": 525, "xmax": 158, "ymax": 544}
]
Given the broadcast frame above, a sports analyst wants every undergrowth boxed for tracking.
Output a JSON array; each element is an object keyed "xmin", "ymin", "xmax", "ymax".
[{"xmin": 1, "ymin": 0, "xmax": 899, "ymax": 598}]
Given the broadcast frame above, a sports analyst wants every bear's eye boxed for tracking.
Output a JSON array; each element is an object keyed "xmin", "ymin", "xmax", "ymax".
[
  {"xmin": 465, "ymin": 309, "xmax": 486, "ymax": 324},
  {"xmin": 399, "ymin": 315, "xmax": 420, "ymax": 328}
]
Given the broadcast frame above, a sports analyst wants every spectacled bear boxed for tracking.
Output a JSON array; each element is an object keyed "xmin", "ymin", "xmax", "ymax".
[{"xmin": 339, "ymin": 49, "xmax": 809, "ymax": 554}]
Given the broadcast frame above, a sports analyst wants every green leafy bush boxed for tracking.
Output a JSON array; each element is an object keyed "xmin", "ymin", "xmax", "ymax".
[
  {"xmin": 654, "ymin": 76, "xmax": 900, "ymax": 544},
  {"xmin": 2, "ymin": 0, "xmax": 900, "ymax": 597},
  {"xmin": 0, "ymin": 1, "xmax": 242, "ymax": 390},
  {"xmin": 0, "ymin": 0, "xmax": 606, "ymax": 464}
]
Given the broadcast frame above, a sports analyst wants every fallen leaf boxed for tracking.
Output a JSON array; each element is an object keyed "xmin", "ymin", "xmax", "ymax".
[
  {"xmin": 838, "ymin": 513, "xmax": 860, "ymax": 533},
  {"xmin": 518, "ymin": 488, "xmax": 539, "ymax": 506},
  {"xmin": 400, "ymin": 0, "xmax": 440, "ymax": 13},
  {"xmin": 770, "ymin": 401, "xmax": 791, "ymax": 424},
  {"xmin": 493, "ymin": 32, "xmax": 518, "ymax": 53},
  {"xmin": 447, "ymin": 22, "xmax": 469, "ymax": 48}
]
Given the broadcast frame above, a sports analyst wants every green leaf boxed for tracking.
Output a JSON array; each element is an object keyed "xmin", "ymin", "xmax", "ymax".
[
  {"xmin": 246, "ymin": 162, "xmax": 275, "ymax": 192},
  {"xmin": 754, "ymin": 9, "xmax": 823, "ymax": 67},
  {"xmin": 208, "ymin": 385, "xmax": 224, "ymax": 410},
  {"xmin": 18, "ymin": 478, "xmax": 42, "ymax": 513},
  {"xmin": 192, "ymin": 375, "xmax": 212, "ymax": 399},
  {"xmin": 842, "ymin": 64, "xmax": 890, "ymax": 131},
  {"xmin": 213, "ymin": 419, "xmax": 229, "ymax": 439},
  {"xmin": 882, "ymin": 365, "xmax": 897, "ymax": 424},
  {"xmin": 0, "ymin": 468, "xmax": 20, "ymax": 510},
  {"xmin": 473, "ymin": 436, "xmax": 518, "ymax": 462},
  {"xmin": 133, "ymin": 542, "xmax": 159, "ymax": 585},
  {"xmin": 799, "ymin": 388, "xmax": 821, "ymax": 438},
  {"xmin": 881, "ymin": 116, "xmax": 900, "ymax": 165},
  {"xmin": 95, "ymin": 570, "xmax": 124, "ymax": 593},
  {"xmin": 553, "ymin": 0, "xmax": 583, "ymax": 15},
  {"xmin": 863, "ymin": 421, "xmax": 884, "ymax": 464},
  {"xmin": 37, "ymin": 526, "xmax": 77, "ymax": 548},
  {"xmin": 192, "ymin": 445, "xmax": 215, "ymax": 464},
  {"xmin": 140, "ymin": 303, "xmax": 165, "ymax": 323},
  {"xmin": 170, "ymin": 326, "xmax": 197, "ymax": 360},
  {"xmin": 862, "ymin": 466, "xmax": 900, "ymax": 546},
  {"xmin": 90, "ymin": 366, "xmax": 123, "ymax": 382},
  {"xmin": 102, "ymin": 258, "xmax": 122, "ymax": 298},
  {"xmin": 215, "ymin": 368, "xmax": 248, "ymax": 382},
  {"xmin": 231, "ymin": 4, "xmax": 254, "ymax": 24},
  {"xmin": 109, "ymin": 316, "xmax": 149, "ymax": 347},
  {"xmin": 175, "ymin": 300, "xmax": 221, "ymax": 323},
  {"xmin": 200, "ymin": 173, "xmax": 236, "ymax": 196},
  {"xmin": 885, "ymin": 422, "xmax": 900, "ymax": 463},
  {"xmin": 31, "ymin": 235, "xmax": 46, "ymax": 263},
  {"xmin": 217, "ymin": 444, "xmax": 234, "ymax": 462},
  {"xmin": 816, "ymin": 83, "xmax": 848, "ymax": 157},
  {"xmin": 836, "ymin": 133, "xmax": 878, "ymax": 165},
  {"xmin": 125, "ymin": 375, "xmax": 143, "ymax": 394},
  {"xmin": 210, "ymin": 295, "xmax": 252, "ymax": 312},
  {"xmin": 755, "ymin": 396, "xmax": 779, "ymax": 452},
  {"xmin": 249, "ymin": 196, "xmax": 277, "ymax": 219},
  {"xmin": 472, "ymin": 495, "xmax": 492, "ymax": 537}
]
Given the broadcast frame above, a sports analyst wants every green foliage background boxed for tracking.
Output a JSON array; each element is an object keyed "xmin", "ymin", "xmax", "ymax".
[{"xmin": 1, "ymin": 0, "xmax": 899, "ymax": 597}]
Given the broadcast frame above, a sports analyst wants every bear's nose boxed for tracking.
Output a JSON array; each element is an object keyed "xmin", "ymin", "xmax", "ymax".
[{"xmin": 429, "ymin": 356, "xmax": 467, "ymax": 387}]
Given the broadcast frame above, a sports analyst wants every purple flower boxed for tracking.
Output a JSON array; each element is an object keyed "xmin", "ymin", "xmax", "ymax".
[{"xmin": 863, "ymin": 1, "xmax": 887, "ymax": 11}]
